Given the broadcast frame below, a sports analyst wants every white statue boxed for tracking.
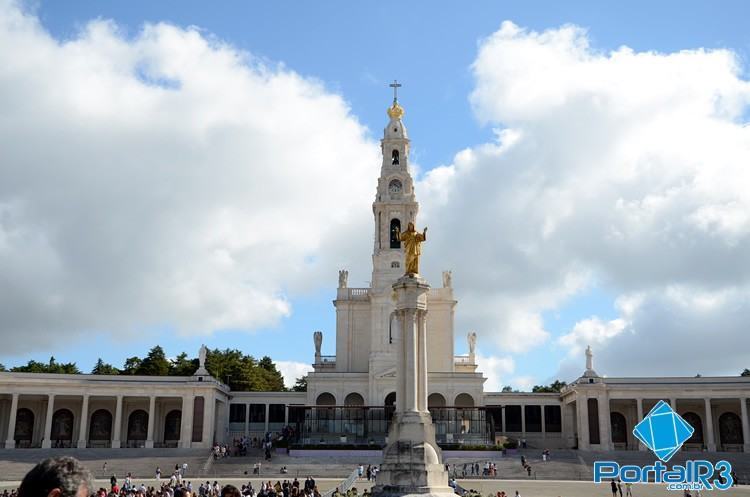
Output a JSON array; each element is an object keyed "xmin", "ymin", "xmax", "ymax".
[
  {"xmin": 199, "ymin": 344, "xmax": 208, "ymax": 369},
  {"xmin": 442, "ymin": 270, "xmax": 452, "ymax": 288},
  {"xmin": 313, "ymin": 331, "xmax": 323, "ymax": 361},
  {"xmin": 338, "ymin": 269, "xmax": 349, "ymax": 288},
  {"xmin": 467, "ymin": 331, "xmax": 477, "ymax": 356},
  {"xmin": 585, "ymin": 345, "xmax": 593, "ymax": 371}
]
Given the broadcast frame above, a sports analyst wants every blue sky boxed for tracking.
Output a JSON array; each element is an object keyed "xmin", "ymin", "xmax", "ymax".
[{"xmin": 3, "ymin": 0, "xmax": 750, "ymax": 388}]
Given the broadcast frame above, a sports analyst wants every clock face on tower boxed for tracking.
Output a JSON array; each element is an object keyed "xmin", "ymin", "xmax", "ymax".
[{"xmin": 388, "ymin": 179, "xmax": 403, "ymax": 194}]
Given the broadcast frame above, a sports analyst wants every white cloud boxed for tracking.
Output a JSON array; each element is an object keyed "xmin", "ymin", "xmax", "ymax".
[
  {"xmin": 418, "ymin": 21, "xmax": 750, "ymax": 377},
  {"xmin": 0, "ymin": 1, "xmax": 378, "ymax": 353},
  {"xmin": 276, "ymin": 360, "xmax": 313, "ymax": 389},
  {"xmin": 475, "ymin": 353, "xmax": 515, "ymax": 391}
]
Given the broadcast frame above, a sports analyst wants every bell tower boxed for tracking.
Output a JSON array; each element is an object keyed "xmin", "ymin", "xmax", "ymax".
[{"xmin": 371, "ymin": 82, "xmax": 419, "ymax": 291}]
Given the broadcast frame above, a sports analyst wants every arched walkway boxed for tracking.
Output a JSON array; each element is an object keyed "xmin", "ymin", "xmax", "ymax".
[
  {"xmin": 428, "ymin": 393, "xmax": 446, "ymax": 408},
  {"xmin": 127, "ymin": 409, "xmax": 148, "ymax": 441},
  {"xmin": 316, "ymin": 393, "xmax": 336, "ymax": 406},
  {"xmin": 14, "ymin": 408, "xmax": 34, "ymax": 446},
  {"xmin": 454, "ymin": 393, "xmax": 474, "ymax": 407},
  {"xmin": 88, "ymin": 409, "xmax": 112, "ymax": 443},
  {"xmin": 164, "ymin": 410, "xmax": 182, "ymax": 442},
  {"xmin": 51, "ymin": 409, "xmax": 74, "ymax": 446},
  {"xmin": 344, "ymin": 393, "xmax": 365, "ymax": 406},
  {"xmin": 384, "ymin": 392, "xmax": 396, "ymax": 406},
  {"xmin": 719, "ymin": 412, "xmax": 743, "ymax": 446},
  {"xmin": 610, "ymin": 412, "xmax": 627, "ymax": 445},
  {"xmin": 683, "ymin": 412, "xmax": 704, "ymax": 445}
]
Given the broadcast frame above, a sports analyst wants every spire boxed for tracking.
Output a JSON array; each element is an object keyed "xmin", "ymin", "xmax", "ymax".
[{"xmin": 387, "ymin": 79, "xmax": 405, "ymax": 120}]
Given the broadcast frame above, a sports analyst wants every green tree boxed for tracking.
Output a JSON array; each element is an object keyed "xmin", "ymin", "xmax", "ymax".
[
  {"xmin": 121, "ymin": 356, "xmax": 142, "ymax": 375},
  {"xmin": 91, "ymin": 358, "xmax": 119, "ymax": 375},
  {"xmin": 741, "ymin": 369, "xmax": 750, "ymax": 377},
  {"xmin": 170, "ymin": 352, "xmax": 198, "ymax": 376},
  {"xmin": 136, "ymin": 346, "xmax": 170, "ymax": 376},
  {"xmin": 205, "ymin": 349, "xmax": 286, "ymax": 392},
  {"xmin": 292, "ymin": 376, "xmax": 308, "ymax": 392},
  {"xmin": 0, "ymin": 364, "xmax": 5, "ymax": 372},
  {"xmin": 11, "ymin": 356, "xmax": 80, "ymax": 374},
  {"xmin": 532, "ymin": 380, "xmax": 567, "ymax": 393},
  {"xmin": 501, "ymin": 385, "xmax": 514, "ymax": 393}
]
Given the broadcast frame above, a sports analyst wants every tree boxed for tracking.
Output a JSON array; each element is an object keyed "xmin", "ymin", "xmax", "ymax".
[
  {"xmin": 532, "ymin": 380, "xmax": 567, "ymax": 393},
  {"xmin": 0, "ymin": 364, "xmax": 6, "ymax": 372},
  {"xmin": 501, "ymin": 386, "xmax": 514, "ymax": 393},
  {"xmin": 205, "ymin": 349, "xmax": 286, "ymax": 392},
  {"xmin": 121, "ymin": 357, "xmax": 142, "ymax": 375},
  {"xmin": 11, "ymin": 356, "xmax": 81, "ymax": 374},
  {"xmin": 741, "ymin": 369, "xmax": 750, "ymax": 377},
  {"xmin": 170, "ymin": 352, "xmax": 198, "ymax": 376},
  {"xmin": 292, "ymin": 376, "xmax": 308, "ymax": 392},
  {"xmin": 91, "ymin": 358, "xmax": 119, "ymax": 375},
  {"xmin": 136, "ymin": 346, "xmax": 170, "ymax": 376}
]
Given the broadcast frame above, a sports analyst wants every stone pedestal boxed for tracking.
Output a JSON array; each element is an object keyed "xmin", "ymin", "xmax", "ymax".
[{"xmin": 372, "ymin": 275, "xmax": 454, "ymax": 497}]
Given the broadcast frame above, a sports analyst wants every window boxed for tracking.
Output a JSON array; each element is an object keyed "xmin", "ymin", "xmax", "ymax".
[
  {"xmin": 391, "ymin": 150, "xmax": 400, "ymax": 165},
  {"xmin": 390, "ymin": 219, "xmax": 401, "ymax": 249}
]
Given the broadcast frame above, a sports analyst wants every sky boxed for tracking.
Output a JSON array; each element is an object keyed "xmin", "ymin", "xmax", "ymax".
[{"xmin": 1, "ymin": 0, "xmax": 750, "ymax": 390}]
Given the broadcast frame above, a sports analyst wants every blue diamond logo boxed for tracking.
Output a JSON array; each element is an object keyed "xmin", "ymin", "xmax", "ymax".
[{"xmin": 633, "ymin": 400, "xmax": 694, "ymax": 462}]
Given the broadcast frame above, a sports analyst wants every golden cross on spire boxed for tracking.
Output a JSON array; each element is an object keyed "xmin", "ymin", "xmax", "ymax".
[{"xmin": 389, "ymin": 79, "xmax": 402, "ymax": 103}]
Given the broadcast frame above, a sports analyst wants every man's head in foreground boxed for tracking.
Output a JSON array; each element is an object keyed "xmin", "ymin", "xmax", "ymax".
[{"xmin": 19, "ymin": 457, "xmax": 92, "ymax": 497}]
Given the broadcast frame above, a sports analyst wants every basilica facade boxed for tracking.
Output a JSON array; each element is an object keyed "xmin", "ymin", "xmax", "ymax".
[{"xmin": 0, "ymin": 98, "xmax": 749, "ymax": 453}]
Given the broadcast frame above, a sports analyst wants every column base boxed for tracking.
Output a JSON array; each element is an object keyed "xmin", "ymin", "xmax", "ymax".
[
  {"xmin": 112, "ymin": 440, "xmax": 121, "ymax": 449},
  {"xmin": 373, "ymin": 411, "xmax": 453, "ymax": 497},
  {"xmin": 41, "ymin": 440, "xmax": 51, "ymax": 448},
  {"xmin": 145, "ymin": 440, "xmax": 154, "ymax": 448},
  {"xmin": 744, "ymin": 444, "xmax": 750, "ymax": 453},
  {"xmin": 638, "ymin": 443, "xmax": 647, "ymax": 451},
  {"xmin": 77, "ymin": 440, "xmax": 87, "ymax": 449},
  {"xmin": 5, "ymin": 440, "xmax": 15, "ymax": 449},
  {"xmin": 707, "ymin": 443, "xmax": 717, "ymax": 452}
]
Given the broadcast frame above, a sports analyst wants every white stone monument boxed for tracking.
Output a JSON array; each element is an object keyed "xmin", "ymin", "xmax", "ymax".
[{"xmin": 371, "ymin": 274, "xmax": 454, "ymax": 497}]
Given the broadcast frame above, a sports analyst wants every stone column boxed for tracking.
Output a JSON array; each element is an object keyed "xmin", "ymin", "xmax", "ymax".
[
  {"xmin": 500, "ymin": 406, "xmax": 506, "ymax": 433},
  {"xmin": 41, "ymin": 394, "xmax": 55, "ymax": 448},
  {"xmin": 577, "ymin": 396, "xmax": 589, "ymax": 450},
  {"xmin": 5, "ymin": 393, "xmax": 18, "ymax": 449},
  {"xmin": 284, "ymin": 405, "xmax": 289, "ymax": 426},
  {"xmin": 202, "ymin": 394, "xmax": 215, "ymax": 446},
  {"xmin": 145, "ymin": 395, "xmax": 156, "ymax": 448},
  {"xmin": 417, "ymin": 310, "xmax": 428, "ymax": 413},
  {"xmin": 77, "ymin": 394, "xmax": 90, "ymax": 448},
  {"xmin": 181, "ymin": 395, "xmax": 195, "ymax": 448},
  {"xmin": 373, "ymin": 274, "xmax": 453, "ymax": 497},
  {"xmin": 244, "ymin": 403, "xmax": 250, "ymax": 437},
  {"xmin": 636, "ymin": 398, "xmax": 646, "ymax": 451},
  {"xmin": 264, "ymin": 404, "xmax": 270, "ymax": 434},
  {"xmin": 670, "ymin": 398, "xmax": 677, "ymax": 411},
  {"xmin": 112, "ymin": 395, "xmax": 123, "ymax": 448},
  {"xmin": 521, "ymin": 404, "xmax": 526, "ymax": 436},
  {"xmin": 704, "ymin": 398, "xmax": 716, "ymax": 452},
  {"xmin": 740, "ymin": 398, "xmax": 749, "ymax": 453},
  {"xmin": 403, "ymin": 308, "xmax": 418, "ymax": 413},
  {"xmin": 598, "ymin": 393, "xmax": 612, "ymax": 451},
  {"xmin": 541, "ymin": 405, "xmax": 546, "ymax": 438}
]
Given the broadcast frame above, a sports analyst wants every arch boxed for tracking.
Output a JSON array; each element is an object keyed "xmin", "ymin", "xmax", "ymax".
[
  {"xmin": 316, "ymin": 393, "xmax": 336, "ymax": 406},
  {"xmin": 719, "ymin": 412, "xmax": 743, "ymax": 445},
  {"xmin": 164, "ymin": 410, "xmax": 182, "ymax": 441},
  {"xmin": 344, "ymin": 393, "xmax": 365, "ymax": 406},
  {"xmin": 14, "ymin": 408, "xmax": 34, "ymax": 442},
  {"xmin": 428, "ymin": 393, "xmax": 446, "ymax": 408},
  {"xmin": 391, "ymin": 149, "xmax": 400, "ymax": 165},
  {"xmin": 88, "ymin": 409, "xmax": 112, "ymax": 441},
  {"xmin": 51, "ymin": 409, "xmax": 74, "ymax": 442},
  {"xmin": 127, "ymin": 409, "xmax": 148, "ymax": 441},
  {"xmin": 610, "ymin": 412, "xmax": 627, "ymax": 444},
  {"xmin": 384, "ymin": 392, "xmax": 396, "ymax": 407},
  {"xmin": 454, "ymin": 393, "xmax": 474, "ymax": 408},
  {"xmin": 683, "ymin": 412, "xmax": 703, "ymax": 444},
  {"xmin": 389, "ymin": 219, "xmax": 401, "ymax": 249}
]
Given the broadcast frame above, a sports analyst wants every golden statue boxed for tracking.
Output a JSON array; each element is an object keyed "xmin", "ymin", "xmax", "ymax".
[{"xmin": 397, "ymin": 222, "xmax": 427, "ymax": 275}]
